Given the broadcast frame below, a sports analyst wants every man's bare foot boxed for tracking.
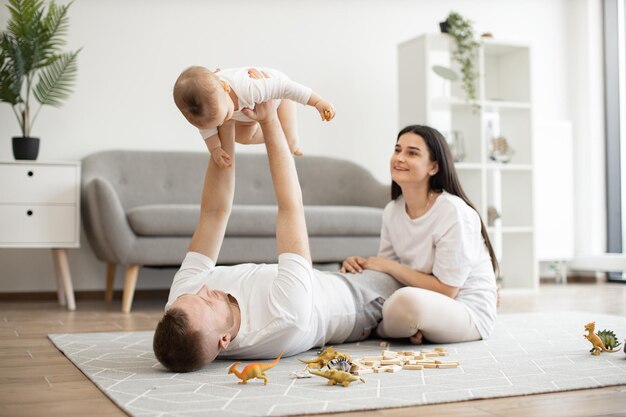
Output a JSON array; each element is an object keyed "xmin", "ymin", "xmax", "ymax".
[{"xmin": 409, "ymin": 330, "xmax": 423, "ymax": 345}]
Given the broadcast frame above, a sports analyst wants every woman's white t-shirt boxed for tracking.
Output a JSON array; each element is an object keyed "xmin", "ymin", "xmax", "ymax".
[{"xmin": 378, "ymin": 191, "xmax": 497, "ymax": 338}]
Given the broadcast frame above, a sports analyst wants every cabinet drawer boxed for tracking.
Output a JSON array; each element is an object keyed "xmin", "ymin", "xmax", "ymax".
[
  {"xmin": 0, "ymin": 205, "xmax": 77, "ymax": 245},
  {"xmin": 0, "ymin": 164, "xmax": 78, "ymax": 204}
]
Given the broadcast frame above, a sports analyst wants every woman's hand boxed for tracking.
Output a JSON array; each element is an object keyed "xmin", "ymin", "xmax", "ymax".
[
  {"xmin": 340, "ymin": 256, "xmax": 366, "ymax": 273},
  {"xmin": 363, "ymin": 256, "xmax": 396, "ymax": 274}
]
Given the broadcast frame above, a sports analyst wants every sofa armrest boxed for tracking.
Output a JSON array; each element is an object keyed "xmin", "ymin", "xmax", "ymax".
[{"xmin": 82, "ymin": 177, "xmax": 137, "ymax": 263}]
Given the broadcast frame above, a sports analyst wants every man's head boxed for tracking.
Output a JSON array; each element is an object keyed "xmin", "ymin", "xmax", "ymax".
[
  {"xmin": 173, "ymin": 66, "xmax": 234, "ymax": 131},
  {"xmin": 153, "ymin": 285, "xmax": 237, "ymax": 372}
]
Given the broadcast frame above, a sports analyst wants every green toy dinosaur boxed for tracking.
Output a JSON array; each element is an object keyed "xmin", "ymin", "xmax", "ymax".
[{"xmin": 308, "ymin": 369, "xmax": 365, "ymax": 387}]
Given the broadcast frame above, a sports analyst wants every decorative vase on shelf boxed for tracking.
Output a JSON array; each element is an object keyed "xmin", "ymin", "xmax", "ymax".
[
  {"xmin": 445, "ymin": 131, "xmax": 466, "ymax": 162},
  {"xmin": 12, "ymin": 137, "xmax": 40, "ymax": 160}
]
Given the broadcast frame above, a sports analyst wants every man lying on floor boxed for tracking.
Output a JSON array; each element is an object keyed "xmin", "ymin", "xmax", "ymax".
[{"xmin": 153, "ymin": 100, "xmax": 401, "ymax": 372}]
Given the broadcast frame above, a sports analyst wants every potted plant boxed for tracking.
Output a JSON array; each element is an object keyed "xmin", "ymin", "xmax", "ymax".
[
  {"xmin": 0, "ymin": 0, "xmax": 80, "ymax": 160},
  {"xmin": 440, "ymin": 11, "xmax": 479, "ymax": 102}
]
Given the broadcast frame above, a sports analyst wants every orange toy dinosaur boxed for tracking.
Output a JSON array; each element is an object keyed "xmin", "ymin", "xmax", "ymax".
[
  {"xmin": 228, "ymin": 353, "xmax": 283, "ymax": 385},
  {"xmin": 584, "ymin": 322, "xmax": 620, "ymax": 356}
]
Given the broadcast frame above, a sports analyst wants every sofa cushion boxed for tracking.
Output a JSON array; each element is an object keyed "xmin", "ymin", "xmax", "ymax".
[{"xmin": 126, "ymin": 204, "xmax": 383, "ymax": 237}]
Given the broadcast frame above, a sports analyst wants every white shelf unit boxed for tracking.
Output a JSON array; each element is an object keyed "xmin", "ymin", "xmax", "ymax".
[{"xmin": 398, "ymin": 33, "xmax": 537, "ymax": 289}]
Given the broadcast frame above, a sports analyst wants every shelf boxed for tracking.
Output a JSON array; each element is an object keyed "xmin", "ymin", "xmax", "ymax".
[
  {"xmin": 486, "ymin": 163, "xmax": 533, "ymax": 171},
  {"xmin": 398, "ymin": 33, "xmax": 535, "ymax": 289},
  {"xmin": 455, "ymin": 162, "xmax": 483, "ymax": 170},
  {"xmin": 482, "ymin": 100, "xmax": 531, "ymax": 110}
]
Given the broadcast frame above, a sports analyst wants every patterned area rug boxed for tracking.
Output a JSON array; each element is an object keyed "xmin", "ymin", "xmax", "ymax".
[{"xmin": 49, "ymin": 312, "xmax": 626, "ymax": 417}]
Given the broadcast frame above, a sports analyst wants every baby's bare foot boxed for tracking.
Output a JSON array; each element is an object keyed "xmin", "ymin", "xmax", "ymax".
[
  {"xmin": 409, "ymin": 330, "xmax": 423, "ymax": 345},
  {"xmin": 293, "ymin": 148, "xmax": 303, "ymax": 157}
]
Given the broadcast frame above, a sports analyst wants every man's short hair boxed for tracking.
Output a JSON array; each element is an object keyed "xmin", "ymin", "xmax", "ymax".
[{"xmin": 153, "ymin": 308, "xmax": 208, "ymax": 372}]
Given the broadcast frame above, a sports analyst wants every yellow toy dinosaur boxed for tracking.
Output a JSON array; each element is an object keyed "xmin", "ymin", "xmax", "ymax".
[
  {"xmin": 584, "ymin": 322, "xmax": 620, "ymax": 356},
  {"xmin": 299, "ymin": 346, "xmax": 351, "ymax": 370},
  {"xmin": 308, "ymin": 369, "xmax": 365, "ymax": 387},
  {"xmin": 228, "ymin": 352, "xmax": 283, "ymax": 385}
]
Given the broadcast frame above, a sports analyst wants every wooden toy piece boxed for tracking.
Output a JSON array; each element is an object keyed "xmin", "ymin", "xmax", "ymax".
[
  {"xmin": 434, "ymin": 347, "xmax": 447, "ymax": 352},
  {"xmin": 382, "ymin": 350, "xmax": 398, "ymax": 358},
  {"xmin": 436, "ymin": 361, "xmax": 459, "ymax": 368},
  {"xmin": 353, "ymin": 368, "xmax": 374, "ymax": 376},
  {"xmin": 309, "ymin": 369, "xmax": 365, "ymax": 387},
  {"xmin": 583, "ymin": 322, "xmax": 621, "ymax": 356},
  {"xmin": 403, "ymin": 364, "xmax": 424, "ymax": 370},
  {"xmin": 385, "ymin": 365, "xmax": 403, "ymax": 373},
  {"xmin": 299, "ymin": 346, "xmax": 351, "ymax": 370},
  {"xmin": 381, "ymin": 359, "xmax": 403, "ymax": 366},
  {"xmin": 228, "ymin": 352, "xmax": 283, "ymax": 385}
]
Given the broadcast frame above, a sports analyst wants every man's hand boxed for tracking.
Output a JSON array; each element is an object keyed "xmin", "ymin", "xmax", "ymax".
[
  {"xmin": 340, "ymin": 256, "xmax": 366, "ymax": 273},
  {"xmin": 241, "ymin": 100, "xmax": 278, "ymax": 125}
]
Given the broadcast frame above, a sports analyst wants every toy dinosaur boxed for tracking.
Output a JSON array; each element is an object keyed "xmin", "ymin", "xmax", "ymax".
[
  {"xmin": 583, "ymin": 322, "xmax": 621, "ymax": 356},
  {"xmin": 228, "ymin": 352, "xmax": 283, "ymax": 385},
  {"xmin": 299, "ymin": 346, "xmax": 351, "ymax": 370},
  {"xmin": 308, "ymin": 369, "xmax": 365, "ymax": 387}
]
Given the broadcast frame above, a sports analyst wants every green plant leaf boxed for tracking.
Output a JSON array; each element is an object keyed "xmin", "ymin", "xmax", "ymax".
[
  {"xmin": 0, "ymin": 33, "xmax": 24, "ymax": 104},
  {"xmin": 33, "ymin": 49, "xmax": 80, "ymax": 107}
]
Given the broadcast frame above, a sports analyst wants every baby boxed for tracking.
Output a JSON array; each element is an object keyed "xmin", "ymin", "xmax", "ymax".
[{"xmin": 173, "ymin": 66, "xmax": 335, "ymax": 167}]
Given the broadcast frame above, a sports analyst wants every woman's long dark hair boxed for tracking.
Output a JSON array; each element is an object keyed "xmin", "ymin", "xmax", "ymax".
[{"xmin": 392, "ymin": 125, "xmax": 499, "ymax": 275}]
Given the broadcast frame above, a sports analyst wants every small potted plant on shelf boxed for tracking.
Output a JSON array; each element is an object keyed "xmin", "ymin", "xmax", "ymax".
[
  {"xmin": 439, "ymin": 11, "xmax": 479, "ymax": 102},
  {"xmin": 0, "ymin": 0, "xmax": 81, "ymax": 160}
]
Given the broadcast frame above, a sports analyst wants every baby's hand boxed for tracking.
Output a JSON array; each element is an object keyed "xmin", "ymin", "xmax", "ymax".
[
  {"xmin": 315, "ymin": 99, "xmax": 335, "ymax": 121},
  {"xmin": 247, "ymin": 68, "xmax": 271, "ymax": 80},
  {"xmin": 210, "ymin": 146, "xmax": 232, "ymax": 168}
]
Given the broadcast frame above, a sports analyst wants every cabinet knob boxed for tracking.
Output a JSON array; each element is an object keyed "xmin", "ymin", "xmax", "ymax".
[
  {"xmin": 26, "ymin": 210, "xmax": 33, "ymax": 216},
  {"xmin": 27, "ymin": 170, "xmax": 34, "ymax": 177}
]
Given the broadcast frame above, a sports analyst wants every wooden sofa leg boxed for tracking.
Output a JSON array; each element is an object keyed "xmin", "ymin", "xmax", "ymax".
[
  {"xmin": 121, "ymin": 264, "xmax": 140, "ymax": 313},
  {"xmin": 105, "ymin": 263, "xmax": 116, "ymax": 302}
]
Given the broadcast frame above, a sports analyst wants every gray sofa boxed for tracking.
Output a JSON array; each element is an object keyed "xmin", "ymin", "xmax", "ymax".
[{"xmin": 81, "ymin": 150, "xmax": 389, "ymax": 312}]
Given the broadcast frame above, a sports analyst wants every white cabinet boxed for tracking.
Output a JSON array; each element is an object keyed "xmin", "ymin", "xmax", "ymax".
[
  {"xmin": 398, "ymin": 33, "xmax": 537, "ymax": 289},
  {"xmin": 0, "ymin": 161, "xmax": 80, "ymax": 309}
]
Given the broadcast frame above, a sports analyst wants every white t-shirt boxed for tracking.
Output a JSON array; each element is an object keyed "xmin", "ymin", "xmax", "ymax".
[
  {"xmin": 199, "ymin": 67, "xmax": 312, "ymax": 140},
  {"xmin": 166, "ymin": 252, "xmax": 356, "ymax": 359},
  {"xmin": 378, "ymin": 191, "xmax": 497, "ymax": 338}
]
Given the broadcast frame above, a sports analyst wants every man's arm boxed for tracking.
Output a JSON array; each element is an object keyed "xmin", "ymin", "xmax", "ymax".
[
  {"xmin": 242, "ymin": 102, "xmax": 311, "ymax": 264},
  {"xmin": 188, "ymin": 122, "xmax": 236, "ymax": 261}
]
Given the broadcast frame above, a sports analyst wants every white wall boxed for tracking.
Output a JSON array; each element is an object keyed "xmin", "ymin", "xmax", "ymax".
[{"xmin": 0, "ymin": 0, "xmax": 603, "ymax": 292}]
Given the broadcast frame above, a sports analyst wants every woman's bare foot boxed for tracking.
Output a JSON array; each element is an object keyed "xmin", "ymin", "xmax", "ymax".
[{"xmin": 409, "ymin": 330, "xmax": 423, "ymax": 345}]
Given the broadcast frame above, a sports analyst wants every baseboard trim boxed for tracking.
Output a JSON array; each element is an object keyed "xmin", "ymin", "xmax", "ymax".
[{"xmin": 0, "ymin": 289, "xmax": 170, "ymax": 302}]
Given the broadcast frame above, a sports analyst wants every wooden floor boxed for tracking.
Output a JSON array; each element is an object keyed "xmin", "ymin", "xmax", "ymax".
[{"xmin": 1, "ymin": 281, "xmax": 626, "ymax": 417}]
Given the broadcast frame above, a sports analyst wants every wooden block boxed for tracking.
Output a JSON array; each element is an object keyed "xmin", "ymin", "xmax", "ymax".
[
  {"xmin": 381, "ymin": 359, "xmax": 403, "ymax": 366},
  {"xmin": 374, "ymin": 366, "xmax": 389, "ymax": 373},
  {"xmin": 353, "ymin": 368, "xmax": 374, "ymax": 375},
  {"xmin": 422, "ymin": 363, "xmax": 438, "ymax": 368},
  {"xmin": 382, "ymin": 350, "xmax": 398, "ymax": 357},
  {"xmin": 362, "ymin": 360, "xmax": 381, "ymax": 367},
  {"xmin": 437, "ymin": 351, "xmax": 448, "ymax": 356},
  {"xmin": 434, "ymin": 347, "xmax": 447, "ymax": 352},
  {"xmin": 423, "ymin": 352, "xmax": 439, "ymax": 357},
  {"xmin": 402, "ymin": 364, "xmax": 424, "ymax": 370},
  {"xmin": 436, "ymin": 363, "xmax": 459, "ymax": 368},
  {"xmin": 400, "ymin": 351, "xmax": 417, "ymax": 356},
  {"xmin": 385, "ymin": 365, "xmax": 402, "ymax": 373},
  {"xmin": 413, "ymin": 353, "xmax": 425, "ymax": 360},
  {"xmin": 362, "ymin": 356, "xmax": 383, "ymax": 361}
]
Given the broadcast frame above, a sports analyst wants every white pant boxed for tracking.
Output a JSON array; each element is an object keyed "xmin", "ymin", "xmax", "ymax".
[{"xmin": 376, "ymin": 287, "xmax": 481, "ymax": 343}]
